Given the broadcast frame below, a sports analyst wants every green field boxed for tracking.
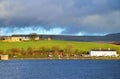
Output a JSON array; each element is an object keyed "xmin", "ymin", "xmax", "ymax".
[{"xmin": 0, "ymin": 40, "xmax": 120, "ymax": 52}]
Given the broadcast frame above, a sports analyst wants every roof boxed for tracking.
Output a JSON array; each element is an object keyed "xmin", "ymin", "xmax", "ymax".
[
  {"xmin": 90, "ymin": 49, "xmax": 116, "ymax": 51},
  {"xmin": 91, "ymin": 48, "xmax": 116, "ymax": 51}
]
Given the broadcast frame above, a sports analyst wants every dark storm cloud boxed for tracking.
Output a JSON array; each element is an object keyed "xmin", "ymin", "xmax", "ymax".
[{"xmin": 0, "ymin": 0, "xmax": 120, "ymax": 35}]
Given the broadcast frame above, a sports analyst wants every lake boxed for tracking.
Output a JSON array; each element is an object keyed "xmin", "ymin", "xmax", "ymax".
[{"xmin": 0, "ymin": 60, "xmax": 120, "ymax": 79}]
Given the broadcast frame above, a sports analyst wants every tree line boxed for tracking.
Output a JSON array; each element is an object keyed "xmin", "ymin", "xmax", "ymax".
[{"xmin": 0, "ymin": 45, "xmax": 88, "ymax": 58}]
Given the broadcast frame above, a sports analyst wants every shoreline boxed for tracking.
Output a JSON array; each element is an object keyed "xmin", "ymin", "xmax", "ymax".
[{"xmin": 9, "ymin": 57, "xmax": 120, "ymax": 60}]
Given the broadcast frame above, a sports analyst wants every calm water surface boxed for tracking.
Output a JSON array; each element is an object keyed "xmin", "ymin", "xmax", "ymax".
[{"xmin": 0, "ymin": 60, "xmax": 120, "ymax": 79}]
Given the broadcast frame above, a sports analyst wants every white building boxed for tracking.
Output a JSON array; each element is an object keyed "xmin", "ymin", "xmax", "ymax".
[
  {"xmin": 0, "ymin": 55, "xmax": 9, "ymax": 60},
  {"xmin": 89, "ymin": 49, "xmax": 118, "ymax": 56}
]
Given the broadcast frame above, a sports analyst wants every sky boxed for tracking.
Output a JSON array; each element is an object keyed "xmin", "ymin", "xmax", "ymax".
[{"xmin": 0, "ymin": 0, "xmax": 120, "ymax": 36}]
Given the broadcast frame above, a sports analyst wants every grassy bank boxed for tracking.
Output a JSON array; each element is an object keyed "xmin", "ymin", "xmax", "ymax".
[{"xmin": 0, "ymin": 40, "xmax": 120, "ymax": 52}]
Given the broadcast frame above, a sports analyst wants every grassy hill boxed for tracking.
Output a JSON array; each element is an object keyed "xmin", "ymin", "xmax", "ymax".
[{"xmin": 0, "ymin": 40, "xmax": 120, "ymax": 52}]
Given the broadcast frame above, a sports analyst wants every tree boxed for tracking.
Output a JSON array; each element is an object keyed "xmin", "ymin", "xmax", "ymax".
[
  {"xmin": 11, "ymin": 48, "xmax": 20, "ymax": 57},
  {"xmin": 27, "ymin": 47, "xmax": 33, "ymax": 55},
  {"xmin": 29, "ymin": 33, "xmax": 39, "ymax": 41},
  {"xmin": 40, "ymin": 46, "xmax": 50, "ymax": 57},
  {"xmin": 21, "ymin": 48, "xmax": 26, "ymax": 56},
  {"xmin": 0, "ymin": 49, "xmax": 4, "ymax": 54},
  {"xmin": 51, "ymin": 46, "xmax": 59, "ymax": 57},
  {"xmin": 65, "ymin": 44, "xmax": 74, "ymax": 56}
]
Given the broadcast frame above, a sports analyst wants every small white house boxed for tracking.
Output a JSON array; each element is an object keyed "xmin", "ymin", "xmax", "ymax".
[
  {"xmin": 0, "ymin": 55, "xmax": 9, "ymax": 60},
  {"xmin": 89, "ymin": 49, "xmax": 118, "ymax": 57}
]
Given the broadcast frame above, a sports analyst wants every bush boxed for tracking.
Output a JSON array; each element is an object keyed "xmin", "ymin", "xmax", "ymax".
[{"xmin": 0, "ymin": 49, "xmax": 4, "ymax": 54}]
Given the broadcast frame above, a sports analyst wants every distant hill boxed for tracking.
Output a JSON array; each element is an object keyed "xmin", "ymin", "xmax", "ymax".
[
  {"xmin": 105, "ymin": 33, "xmax": 120, "ymax": 37},
  {"xmin": 41, "ymin": 33, "xmax": 120, "ymax": 42}
]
